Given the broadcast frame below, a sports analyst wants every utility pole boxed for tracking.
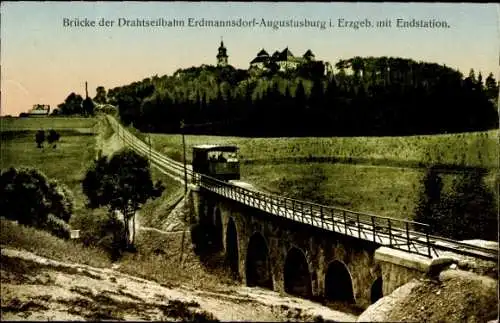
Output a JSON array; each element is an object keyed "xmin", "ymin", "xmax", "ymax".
[
  {"xmin": 148, "ymin": 132, "xmax": 152, "ymax": 168},
  {"xmin": 181, "ymin": 120, "xmax": 188, "ymax": 195}
]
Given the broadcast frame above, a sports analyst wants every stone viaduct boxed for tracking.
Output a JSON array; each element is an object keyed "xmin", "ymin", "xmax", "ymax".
[{"xmin": 188, "ymin": 185, "xmax": 431, "ymax": 309}]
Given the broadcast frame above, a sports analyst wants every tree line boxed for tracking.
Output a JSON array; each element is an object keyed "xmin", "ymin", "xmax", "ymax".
[
  {"xmin": 50, "ymin": 86, "xmax": 108, "ymax": 116},
  {"xmin": 103, "ymin": 56, "xmax": 498, "ymax": 136}
]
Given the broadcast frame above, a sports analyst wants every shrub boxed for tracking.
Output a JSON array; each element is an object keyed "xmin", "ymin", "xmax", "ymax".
[
  {"xmin": 71, "ymin": 208, "xmax": 127, "ymax": 261},
  {"xmin": 35, "ymin": 130, "xmax": 45, "ymax": 148},
  {"xmin": 47, "ymin": 180, "xmax": 74, "ymax": 223},
  {"xmin": 1, "ymin": 167, "xmax": 52, "ymax": 227},
  {"xmin": 44, "ymin": 214, "xmax": 71, "ymax": 239},
  {"xmin": 47, "ymin": 129, "xmax": 61, "ymax": 148},
  {"xmin": 0, "ymin": 167, "xmax": 75, "ymax": 229}
]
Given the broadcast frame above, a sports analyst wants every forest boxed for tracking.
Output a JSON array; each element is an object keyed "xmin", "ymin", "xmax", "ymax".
[{"xmin": 76, "ymin": 56, "xmax": 500, "ymax": 136}]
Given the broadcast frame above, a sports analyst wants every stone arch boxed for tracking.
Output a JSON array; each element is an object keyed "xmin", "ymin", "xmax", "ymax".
[
  {"xmin": 324, "ymin": 260, "xmax": 355, "ymax": 304},
  {"xmin": 214, "ymin": 208, "xmax": 223, "ymax": 251},
  {"xmin": 284, "ymin": 247, "xmax": 312, "ymax": 298},
  {"xmin": 201, "ymin": 200, "xmax": 215, "ymax": 227},
  {"xmin": 245, "ymin": 232, "xmax": 273, "ymax": 289},
  {"xmin": 226, "ymin": 217, "xmax": 239, "ymax": 277},
  {"xmin": 199, "ymin": 198, "xmax": 207, "ymax": 219},
  {"xmin": 370, "ymin": 277, "xmax": 383, "ymax": 304}
]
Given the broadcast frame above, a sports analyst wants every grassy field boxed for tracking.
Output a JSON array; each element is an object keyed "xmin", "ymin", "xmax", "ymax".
[
  {"xmin": 146, "ymin": 129, "xmax": 498, "ymax": 221},
  {"xmin": 1, "ymin": 126, "xmax": 97, "ymax": 214},
  {"xmin": 1, "ymin": 115, "xmax": 184, "ymax": 231},
  {"xmin": 150, "ymin": 130, "xmax": 498, "ymax": 169},
  {"xmin": 243, "ymin": 163, "xmax": 423, "ymax": 219},
  {"xmin": 1, "ymin": 117, "xmax": 97, "ymax": 132}
]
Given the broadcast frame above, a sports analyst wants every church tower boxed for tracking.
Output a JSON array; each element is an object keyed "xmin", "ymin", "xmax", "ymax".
[{"xmin": 216, "ymin": 38, "xmax": 228, "ymax": 67}]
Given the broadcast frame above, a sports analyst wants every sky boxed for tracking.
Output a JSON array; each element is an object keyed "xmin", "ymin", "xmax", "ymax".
[{"xmin": 1, "ymin": 2, "xmax": 499, "ymax": 116}]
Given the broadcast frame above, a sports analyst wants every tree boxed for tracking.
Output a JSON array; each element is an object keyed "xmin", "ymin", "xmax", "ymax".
[
  {"xmin": 0, "ymin": 167, "xmax": 74, "ymax": 230},
  {"xmin": 414, "ymin": 167, "xmax": 445, "ymax": 236},
  {"xmin": 82, "ymin": 149, "xmax": 164, "ymax": 249},
  {"xmin": 35, "ymin": 130, "xmax": 45, "ymax": 148},
  {"xmin": 47, "ymin": 129, "xmax": 61, "ymax": 148},
  {"xmin": 441, "ymin": 171, "xmax": 497, "ymax": 240},
  {"xmin": 94, "ymin": 86, "xmax": 107, "ymax": 104},
  {"xmin": 82, "ymin": 97, "xmax": 95, "ymax": 116},
  {"xmin": 415, "ymin": 168, "xmax": 497, "ymax": 241},
  {"xmin": 58, "ymin": 92, "xmax": 83, "ymax": 115},
  {"xmin": 485, "ymin": 73, "xmax": 499, "ymax": 102}
]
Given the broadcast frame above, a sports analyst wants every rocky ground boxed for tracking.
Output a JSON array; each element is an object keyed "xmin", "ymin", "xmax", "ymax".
[
  {"xmin": 1, "ymin": 246, "xmax": 357, "ymax": 322},
  {"xmin": 358, "ymin": 264, "xmax": 498, "ymax": 323}
]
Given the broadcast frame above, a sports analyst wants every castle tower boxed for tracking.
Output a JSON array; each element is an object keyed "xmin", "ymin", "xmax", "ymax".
[{"xmin": 217, "ymin": 38, "xmax": 228, "ymax": 67}]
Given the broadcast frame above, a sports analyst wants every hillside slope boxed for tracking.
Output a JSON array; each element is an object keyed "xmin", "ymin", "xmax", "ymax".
[
  {"xmin": 1, "ymin": 245, "xmax": 357, "ymax": 322},
  {"xmin": 358, "ymin": 270, "xmax": 498, "ymax": 323}
]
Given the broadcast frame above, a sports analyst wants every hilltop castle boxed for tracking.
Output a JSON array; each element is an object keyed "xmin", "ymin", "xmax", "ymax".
[
  {"xmin": 216, "ymin": 40, "xmax": 332, "ymax": 75},
  {"xmin": 249, "ymin": 47, "xmax": 316, "ymax": 72}
]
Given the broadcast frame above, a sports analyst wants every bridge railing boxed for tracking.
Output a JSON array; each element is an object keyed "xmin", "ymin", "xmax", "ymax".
[{"xmin": 193, "ymin": 173, "xmax": 437, "ymax": 258}]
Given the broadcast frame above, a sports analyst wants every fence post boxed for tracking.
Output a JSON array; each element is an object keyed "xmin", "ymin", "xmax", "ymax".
[
  {"xmin": 406, "ymin": 222, "xmax": 410, "ymax": 251},
  {"xmin": 320, "ymin": 207, "xmax": 324, "ymax": 229},
  {"xmin": 310, "ymin": 204, "xmax": 314, "ymax": 225},
  {"xmin": 387, "ymin": 219, "xmax": 392, "ymax": 247},
  {"xmin": 331, "ymin": 209, "xmax": 335, "ymax": 231},
  {"xmin": 357, "ymin": 213, "xmax": 361, "ymax": 239},
  {"xmin": 426, "ymin": 229, "xmax": 431, "ymax": 258},
  {"xmin": 292, "ymin": 200, "xmax": 295, "ymax": 221},
  {"xmin": 372, "ymin": 216, "xmax": 376, "ymax": 242},
  {"xmin": 343, "ymin": 211, "xmax": 347, "ymax": 235}
]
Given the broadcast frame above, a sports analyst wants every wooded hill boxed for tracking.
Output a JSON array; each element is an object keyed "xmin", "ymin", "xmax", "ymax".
[{"xmin": 106, "ymin": 56, "xmax": 499, "ymax": 136}]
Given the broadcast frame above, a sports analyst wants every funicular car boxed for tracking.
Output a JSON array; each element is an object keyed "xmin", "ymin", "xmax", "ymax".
[{"xmin": 192, "ymin": 144, "xmax": 240, "ymax": 182}]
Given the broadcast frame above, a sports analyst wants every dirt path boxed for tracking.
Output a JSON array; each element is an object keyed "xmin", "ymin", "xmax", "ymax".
[{"xmin": 1, "ymin": 246, "xmax": 358, "ymax": 322}]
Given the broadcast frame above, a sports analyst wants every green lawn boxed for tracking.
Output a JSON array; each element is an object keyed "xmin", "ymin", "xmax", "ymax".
[
  {"xmin": 1, "ymin": 117, "xmax": 97, "ymax": 132},
  {"xmin": 150, "ymin": 130, "xmax": 498, "ymax": 169},
  {"xmin": 244, "ymin": 163, "xmax": 425, "ymax": 220},
  {"xmin": 144, "ymin": 129, "xmax": 498, "ymax": 221},
  {"xmin": 1, "ymin": 130, "xmax": 96, "ymax": 214}
]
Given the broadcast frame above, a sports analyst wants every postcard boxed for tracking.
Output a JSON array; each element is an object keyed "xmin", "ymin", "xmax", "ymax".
[{"xmin": 1, "ymin": 2, "xmax": 498, "ymax": 322}]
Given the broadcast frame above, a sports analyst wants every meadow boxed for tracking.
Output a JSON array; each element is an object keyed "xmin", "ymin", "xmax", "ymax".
[
  {"xmin": 150, "ymin": 130, "xmax": 498, "ymax": 169},
  {"xmin": 1, "ymin": 116, "xmax": 97, "ymax": 132},
  {"xmin": 148, "ymin": 129, "xmax": 498, "ymax": 221},
  {"xmin": 1, "ymin": 118, "xmax": 98, "ymax": 214}
]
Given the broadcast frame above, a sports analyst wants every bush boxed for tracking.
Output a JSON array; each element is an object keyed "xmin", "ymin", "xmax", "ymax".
[
  {"xmin": 44, "ymin": 214, "xmax": 71, "ymax": 239},
  {"xmin": 71, "ymin": 208, "xmax": 127, "ymax": 261},
  {"xmin": 35, "ymin": 130, "xmax": 45, "ymax": 148},
  {"xmin": 47, "ymin": 129, "xmax": 61, "ymax": 148},
  {"xmin": 47, "ymin": 180, "xmax": 74, "ymax": 223},
  {"xmin": 0, "ymin": 167, "xmax": 75, "ymax": 229}
]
